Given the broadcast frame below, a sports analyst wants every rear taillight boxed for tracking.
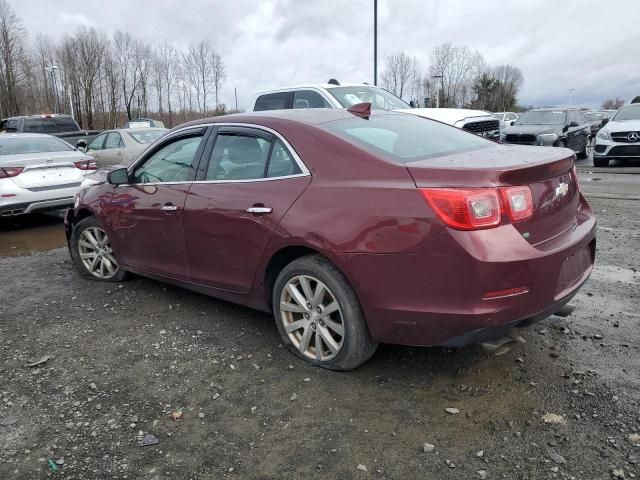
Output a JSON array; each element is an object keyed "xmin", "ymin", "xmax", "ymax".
[
  {"xmin": 420, "ymin": 185, "xmax": 533, "ymax": 230},
  {"xmin": 571, "ymin": 165, "xmax": 580, "ymax": 192},
  {"xmin": 501, "ymin": 186, "xmax": 533, "ymax": 222},
  {"xmin": 0, "ymin": 167, "xmax": 23, "ymax": 179},
  {"xmin": 74, "ymin": 159, "xmax": 98, "ymax": 170},
  {"xmin": 420, "ymin": 188, "xmax": 502, "ymax": 230}
]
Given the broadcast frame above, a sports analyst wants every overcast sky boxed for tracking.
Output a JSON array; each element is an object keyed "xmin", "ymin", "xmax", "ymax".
[{"xmin": 16, "ymin": 0, "xmax": 640, "ymax": 110}]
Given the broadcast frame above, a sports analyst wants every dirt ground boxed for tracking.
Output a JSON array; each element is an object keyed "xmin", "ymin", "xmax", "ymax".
[{"xmin": 1, "ymin": 194, "xmax": 639, "ymax": 479}]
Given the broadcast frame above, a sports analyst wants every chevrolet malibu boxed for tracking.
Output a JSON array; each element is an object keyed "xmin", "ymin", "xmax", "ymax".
[{"xmin": 65, "ymin": 106, "xmax": 596, "ymax": 370}]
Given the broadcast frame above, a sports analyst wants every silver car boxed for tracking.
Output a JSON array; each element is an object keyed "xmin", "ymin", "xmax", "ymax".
[
  {"xmin": 83, "ymin": 128, "xmax": 168, "ymax": 166},
  {"xmin": 0, "ymin": 133, "xmax": 96, "ymax": 217}
]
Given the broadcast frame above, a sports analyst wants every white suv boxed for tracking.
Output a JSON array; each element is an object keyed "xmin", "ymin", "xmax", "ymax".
[
  {"xmin": 594, "ymin": 103, "xmax": 640, "ymax": 167},
  {"xmin": 250, "ymin": 82, "xmax": 501, "ymax": 140}
]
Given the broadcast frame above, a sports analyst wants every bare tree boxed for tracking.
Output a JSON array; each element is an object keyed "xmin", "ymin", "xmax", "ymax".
[
  {"xmin": 492, "ymin": 64, "xmax": 524, "ymax": 111},
  {"xmin": 71, "ymin": 27, "xmax": 108, "ymax": 128},
  {"xmin": 183, "ymin": 41, "xmax": 213, "ymax": 113},
  {"xmin": 381, "ymin": 51, "xmax": 413, "ymax": 99},
  {"xmin": 211, "ymin": 51, "xmax": 225, "ymax": 110},
  {"xmin": 601, "ymin": 98, "xmax": 625, "ymax": 110},
  {"xmin": 428, "ymin": 42, "xmax": 486, "ymax": 107},
  {"xmin": 0, "ymin": 0, "xmax": 26, "ymax": 117},
  {"xmin": 114, "ymin": 31, "xmax": 150, "ymax": 120}
]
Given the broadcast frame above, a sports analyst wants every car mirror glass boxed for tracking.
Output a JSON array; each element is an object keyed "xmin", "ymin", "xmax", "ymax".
[{"xmin": 107, "ymin": 168, "xmax": 129, "ymax": 185}]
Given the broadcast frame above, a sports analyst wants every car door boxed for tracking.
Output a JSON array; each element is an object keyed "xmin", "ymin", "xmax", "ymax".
[
  {"xmin": 98, "ymin": 132, "xmax": 126, "ymax": 165},
  {"xmin": 106, "ymin": 127, "xmax": 209, "ymax": 280},
  {"xmin": 183, "ymin": 126, "xmax": 311, "ymax": 292},
  {"xmin": 86, "ymin": 132, "xmax": 107, "ymax": 162},
  {"xmin": 565, "ymin": 111, "xmax": 581, "ymax": 151}
]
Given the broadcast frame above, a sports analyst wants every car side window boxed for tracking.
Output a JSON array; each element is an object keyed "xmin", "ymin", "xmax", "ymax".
[
  {"xmin": 267, "ymin": 140, "xmax": 302, "ymax": 177},
  {"xmin": 292, "ymin": 90, "xmax": 331, "ymax": 109},
  {"xmin": 254, "ymin": 92, "xmax": 289, "ymax": 111},
  {"xmin": 132, "ymin": 135, "xmax": 203, "ymax": 184},
  {"xmin": 206, "ymin": 134, "xmax": 271, "ymax": 181},
  {"xmin": 576, "ymin": 111, "xmax": 586, "ymax": 124},
  {"xmin": 104, "ymin": 132, "xmax": 123, "ymax": 150},
  {"xmin": 88, "ymin": 133, "xmax": 107, "ymax": 151},
  {"xmin": 506, "ymin": 113, "xmax": 517, "ymax": 121}
]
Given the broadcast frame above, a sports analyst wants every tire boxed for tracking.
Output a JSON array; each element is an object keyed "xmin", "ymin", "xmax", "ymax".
[
  {"xmin": 593, "ymin": 157, "xmax": 610, "ymax": 167},
  {"xmin": 70, "ymin": 216, "xmax": 128, "ymax": 282},
  {"xmin": 556, "ymin": 139, "xmax": 567, "ymax": 149},
  {"xmin": 578, "ymin": 136, "xmax": 592, "ymax": 158},
  {"xmin": 272, "ymin": 254, "xmax": 377, "ymax": 370}
]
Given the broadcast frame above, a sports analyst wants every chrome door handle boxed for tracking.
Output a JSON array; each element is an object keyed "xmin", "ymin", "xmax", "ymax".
[
  {"xmin": 161, "ymin": 205, "xmax": 178, "ymax": 211},
  {"xmin": 246, "ymin": 207, "xmax": 272, "ymax": 214}
]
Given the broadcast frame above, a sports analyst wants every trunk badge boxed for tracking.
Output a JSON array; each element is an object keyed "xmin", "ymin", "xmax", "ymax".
[{"xmin": 555, "ymin": 182, "xmax": 568, "ymax": 198}]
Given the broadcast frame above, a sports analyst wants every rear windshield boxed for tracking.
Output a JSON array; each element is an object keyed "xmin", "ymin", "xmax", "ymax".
[
  {"xmin": 612, "ymin": 106, "xmax": 640, "ymax": 121},
  {"xmin": 23, "ymin": 117, "xmax": 79, "ymax": 133},
  {"xmin": 0, "ymin": 136, "xmax": 74, "ymax": 156},
  {"xmin": 321, "ymin": 113, "xmax": 491, "ymax": 163},
  {"xmin": 515, "ymin": 111, "xmax": 566, "ymax": 125},
  {"xmin": 128, "ymin": 129, "xmax": 167, "ymax": 144}
]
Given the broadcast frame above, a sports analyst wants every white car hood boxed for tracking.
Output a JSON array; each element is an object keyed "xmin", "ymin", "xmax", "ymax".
[
  {"xmin": 395, "ymin": 108, "xmax": 495, "ymax": 126},
  {"xmin": 605, "ymin": 119, "xmax": 640, "ymax": 132}
]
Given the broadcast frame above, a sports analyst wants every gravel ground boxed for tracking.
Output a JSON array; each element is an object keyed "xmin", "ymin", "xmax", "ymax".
[{"xmin": 0, "ymin": 196, "xmax": 639, "ymax": 480}]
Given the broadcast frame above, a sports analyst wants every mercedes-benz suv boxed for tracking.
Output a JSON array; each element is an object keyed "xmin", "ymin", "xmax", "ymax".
[{"xmin": 593, "ymin": 103, "xmax": 640, "ymax": 167}]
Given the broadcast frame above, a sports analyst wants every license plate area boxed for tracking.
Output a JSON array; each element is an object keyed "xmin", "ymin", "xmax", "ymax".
[{"xmin": 555, "ymin": 245, "xmax": 592, "ymax": 296}]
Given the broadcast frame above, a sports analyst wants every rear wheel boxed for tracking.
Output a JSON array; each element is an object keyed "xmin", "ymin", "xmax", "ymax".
[
  {"xmin": 556, "ymin": 139, "xmax": 567, "ymax": 149},
  {"xmin": 273, "ymin": 255, "xmax": 377, "ymax": 370},
  {"xmin": 593, "ymin": 157, "xmax": 610, "ymax": 167},
  {"xmin": 70, "ymin": 216, "xmax": 127, "ymax": 281}
]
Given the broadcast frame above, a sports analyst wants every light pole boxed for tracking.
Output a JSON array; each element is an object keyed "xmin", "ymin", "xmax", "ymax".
[
  {"xmin": 567, "ymin": 88, "xmax": 575, "ymax": 107},
  {"xmin": 373, "ymin": 0, "xmax": 377, "ymax": 86},
  {"xmin": 432, "ymin": 74, "xmax": 443, "ymax": 108}
]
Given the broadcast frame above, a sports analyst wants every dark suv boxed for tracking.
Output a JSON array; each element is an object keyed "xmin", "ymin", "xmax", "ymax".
[{"xmin": 501, "ymin": 108, "xmax": 592, "ymax": 158}]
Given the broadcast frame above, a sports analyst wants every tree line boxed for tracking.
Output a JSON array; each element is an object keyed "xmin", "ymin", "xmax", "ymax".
[
  {"xmin": 0, "ymin": 0, "xmax": 227, "ymax": 129},
  {"xmin": 381, "ymin": 43, "xmax": 524, "ymax": 112}
]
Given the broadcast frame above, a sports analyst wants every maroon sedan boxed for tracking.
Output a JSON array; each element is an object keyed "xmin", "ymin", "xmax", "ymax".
[{"xmin": 65, "ymin": 106, "xmax": 596, "ymax": 370}]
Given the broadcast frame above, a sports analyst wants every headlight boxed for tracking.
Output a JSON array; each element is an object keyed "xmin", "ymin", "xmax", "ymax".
[
  {"xmin": 597, "ymin": 130, "xmax": 611, "ymax": 140},
  {"xmin": 537, "ymin": 133, "xmax": 558, "ymax": 145}
]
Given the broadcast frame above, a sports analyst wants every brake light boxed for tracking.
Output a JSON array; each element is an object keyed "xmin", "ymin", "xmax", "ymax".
[
  {"xmin": 74, "ymin": 159, "xmax": 98, "ymax": 170},
  {"xmin": 0, "ymin": 167, "xmax": 23, "ymax": 179},
  {"xmin": 420, "ymin": 188, "xmax": 501, "ymax": 230},
  {"xmin": 420, "ymin": 185, "xmax": 534, "ymax": 230},
  {"xmin": 501, "ymin": 186, "xmax": 533, "ymax": 222}
]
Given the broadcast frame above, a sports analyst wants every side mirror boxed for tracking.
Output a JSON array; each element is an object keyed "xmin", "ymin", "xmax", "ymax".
[
  {"xmin": 601, "ymin": 118, "xmax": 610, "ymax": 126},
  {"xmin": 569, "ymin": 121, "xmax": 579, "ymax": 127},
  {"xmin": 508, "ymin": 120, "xmax": 515, "ymax": 126},
  {"xmin": 409, "ymin": 100, "xmax": 416, "ymax": 108},
  {"xmin": 107, "ymin": 167, "xmax": 129, "ymax": 185},
  {"xmin": 76, "ymin": 140, "xmax": 87, "ymax": 152}
]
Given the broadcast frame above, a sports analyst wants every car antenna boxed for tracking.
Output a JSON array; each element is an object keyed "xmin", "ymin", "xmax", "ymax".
[
  {"xmin": 328, "ymin": 78, "xmax": 340, "ymax": 86},
  {"xmin": 347, "ymin": 102, "xmax": 371, "ymax": 118}
]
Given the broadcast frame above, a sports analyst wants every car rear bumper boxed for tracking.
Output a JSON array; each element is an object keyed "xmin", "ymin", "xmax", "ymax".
[
  {"xmin": 339, "ymin": 195, "xmax": 596, "ymax": 347},
  {"xmin": 0, "ymin": 181, "xmax": 82, "ymax": 216},
  {"xmin": 0, "ymin": 196, "xmax": 75, "ymax": 216}
]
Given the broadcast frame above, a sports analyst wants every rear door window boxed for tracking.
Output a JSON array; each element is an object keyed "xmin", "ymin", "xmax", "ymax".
[
  {"xmin": 254, "ymin": 92, "xmax": 291, "ymax": 111},
  {"xmin": 206, "ymin": 134, "xmax": 271, "ymax": 180},
  {"xmin": 267, "ymin": 140, "xmax": 302, "ymax": 177}
]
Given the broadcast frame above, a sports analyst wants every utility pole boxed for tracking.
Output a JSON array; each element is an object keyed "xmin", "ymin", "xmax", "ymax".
[
  {"xmin": 234, "ymin": 87, "xmax": 238, "ymax": 111},
  {"xmin": 373, "ymin": 0, "xmax": 377, "ymax": 86},
  {"xmin": 567, "ymin": 88, "xmax": 575, "ymax": 107},
  {"xmin": 432, "ymin": 74, "xmax": 443, "ymax": 108}
]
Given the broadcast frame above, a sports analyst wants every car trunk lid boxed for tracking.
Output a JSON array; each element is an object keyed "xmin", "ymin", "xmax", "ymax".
[
  {"xmin": 406, "ymin": 144, "xmax": 579, "ymax": 245},
  {"xmin": 2, "ymin": 151, "xmax": 87, "ymax": 190}
]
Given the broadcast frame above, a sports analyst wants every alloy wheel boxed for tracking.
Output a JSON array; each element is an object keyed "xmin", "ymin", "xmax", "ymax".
[
  {"xmin": 78, "ymin": 227, "xmax": 119, "ymax": 279},
  {"xmin": 585, "ymin": 138, "xmax": 593, "ymax": 157},
  {"xmin": 279, "ymin": 275, "xmax": 345, "ymax": 361}
]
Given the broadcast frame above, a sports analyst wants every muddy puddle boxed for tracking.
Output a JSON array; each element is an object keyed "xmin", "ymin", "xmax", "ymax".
[{"xmin": 0, "ymin": 212, "xmax": 67, "ymax": 257}]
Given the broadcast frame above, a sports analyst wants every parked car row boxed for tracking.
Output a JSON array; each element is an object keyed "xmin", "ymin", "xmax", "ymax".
[{"xmin": 593, "ymin": 103, "xmax": 640, "ymax": 167}]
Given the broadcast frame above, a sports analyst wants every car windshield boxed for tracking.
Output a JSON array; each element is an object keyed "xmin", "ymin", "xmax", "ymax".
[
  {"xmin": 612, "ymin": 106, "xmax": 640, "ymax": 121},
  {"xmin": 321, "ymin": 113, "xmax": 491, "ymax": 164},
  {"xmin": 493, "ymin": 113, "xmax": 505, "ymax": 120},
  {"xmin": 0, "ymin": 136, "xmax": 74, "ymax": 156},
  {"xmin": 586, "ymin": 112, "xmax": 604, "ymax": 121},
  {"xmin": 515, "ymin": 110, "xmax": 567, "ymax": 125},
  {"xmin": 326, "ymin": 86, "xmax": 410, "ymax": 111},
  {"xmin": 128, "ymin": 129, "xmax": 167, "ymax": 144}
]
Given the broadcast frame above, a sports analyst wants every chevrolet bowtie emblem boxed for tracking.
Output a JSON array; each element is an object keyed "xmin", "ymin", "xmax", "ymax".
[{"xmin": 555, "ymin": 182, "xmax": 568, "ymax": 198}]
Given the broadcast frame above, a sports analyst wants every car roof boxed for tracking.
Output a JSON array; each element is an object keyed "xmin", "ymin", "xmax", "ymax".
[
  {"xmin": 174, "ymin": 108, "xmax": 402, "ymax": 131},
  {"xmin": 105, "ymin": 128, "xmax": 168, "ymax": 134},
  {"xmin": 253, "ymin": 83, "xmax": 377, "ymax": 95},
  {"xmin": 529, "ymin": 108, "xmax": 575, "ymax": 112},
  {"xmin": 0, "ymin": 132, "xmax": 59, "ymax": 139}
]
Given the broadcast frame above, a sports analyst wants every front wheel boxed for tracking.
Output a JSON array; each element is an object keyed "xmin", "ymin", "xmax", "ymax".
[
  {"xmin": 272, "ymin": 255, "xmax": 377, "ymax": 370},
  {"xmin": 70, "ymin": 216, "xmax": 128, "ymax": 281}
]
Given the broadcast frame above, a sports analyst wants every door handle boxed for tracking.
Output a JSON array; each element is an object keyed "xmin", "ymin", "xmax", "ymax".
[
  {"xmin": 246, "ymin": 206, "xmax": 272, "ymax": 214},
  {"xmin": 161, "ymin": 204, "xmax": 178, "ymax": 212}
]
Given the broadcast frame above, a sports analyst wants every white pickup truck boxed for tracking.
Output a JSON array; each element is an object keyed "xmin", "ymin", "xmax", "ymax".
[{"xmin": 250, "ymin": 82, "xmax": 501, "ymax": 139}]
